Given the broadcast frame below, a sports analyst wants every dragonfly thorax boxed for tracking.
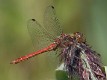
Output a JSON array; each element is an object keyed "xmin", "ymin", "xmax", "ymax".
[
  {"xmin": 55, "ymin": 34, "xmax": 74, "ymax": 48},
  {"xmin": 55, "ymin": 32, "xmax": 86, "ymax": 48}
]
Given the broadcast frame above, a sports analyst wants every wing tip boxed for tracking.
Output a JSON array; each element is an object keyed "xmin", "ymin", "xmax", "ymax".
[
  {"xmin": 51, "ymin": 6, "xmax": 54, "ymax": 9},
  {"xmin": 31, "ymin": 19, "xmax": 36, "ymax": 21}
]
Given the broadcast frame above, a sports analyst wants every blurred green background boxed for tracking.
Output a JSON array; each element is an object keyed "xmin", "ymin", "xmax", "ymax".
[{"xmin": 0, "ymin": 0, "xmax": 107, "ymax": 80}]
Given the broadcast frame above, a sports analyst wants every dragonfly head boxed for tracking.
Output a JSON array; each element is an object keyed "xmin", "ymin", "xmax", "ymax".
[{"xmin": 73, "ymin": 32, "xmax": 86, "ymax": 43}]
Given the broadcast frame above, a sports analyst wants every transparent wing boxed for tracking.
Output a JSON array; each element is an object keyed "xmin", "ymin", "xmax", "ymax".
[
  {"xmin": 43, "ymin": 5, "xmax": 62, "ymax": 39},
  {"xmin": 27, "ymin": 19, "xmax": 53, "ymax": 51}
]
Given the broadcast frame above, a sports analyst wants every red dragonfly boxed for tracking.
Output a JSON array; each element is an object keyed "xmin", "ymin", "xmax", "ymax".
[
  {"xmin": 10, "ymin": 5, "xmax": 63, "ymax": 64},
  {"xmin": 11, "ymin": 6, "xmax": 106, "ymax": 80}
]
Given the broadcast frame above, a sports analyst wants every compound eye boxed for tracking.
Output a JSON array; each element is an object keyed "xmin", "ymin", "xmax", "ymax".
[
  {"xmin": 74, "ymin": 32, "xmax": 82, "ymax": 38},
  {"xmin": 74, "ymin": 32, "xmax": 85, "ymax": 43},
  {"xmin": 77, "ymin": 33, "xmax": 82, "ymax": 39}
]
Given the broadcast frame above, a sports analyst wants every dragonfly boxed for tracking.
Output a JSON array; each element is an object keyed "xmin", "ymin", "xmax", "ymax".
[{"xmin": 11, "ymin": 5, "xmax": 106, "ymax": 80}]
